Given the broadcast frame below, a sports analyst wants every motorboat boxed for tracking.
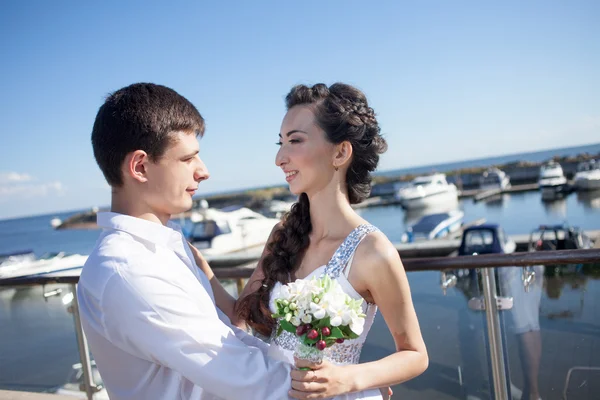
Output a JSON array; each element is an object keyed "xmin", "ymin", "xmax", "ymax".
[
  {"xmin": 528, "ymin": 223, "xmax": 594, "ymax": 252},
  {"xmin": 189, "ymin": 206, "xmax": 280, "ymax": 255},
  {"xmin": 479, "ymin": 167, "xmax": 511, "ymax": 191},
  {"xmin": 262, "ymin": 199, "xmax": 295, "ymax": 219},
  {"xmin": 0, "ymin": 252, "xmax": 88, "ymax": 280},
  {"xmin": 401, "ymin": 210, "xmax": 464, "ymax": 243},
  {"xmin": 55, "ymin": 361, "xmax": 108, "ymax": 399},
  {"xmin": 395, "ymin": 173, "xmax": 458, "ymax": 210},
  {"xmin": 538, "ymin": 161, "xmax": 568, "ymax": 199},
  {"xmin": 573, "ymin": 159, "xmax": 600, "ymax": 190},
  {"xmin": 0, "ymin": 250, "xmax": 36, "ymax": 269}
]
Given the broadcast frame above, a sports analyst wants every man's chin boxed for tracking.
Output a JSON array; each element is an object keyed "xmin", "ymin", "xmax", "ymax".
[{"xmin": 169, "ymin": 202, "xmax": 193, "ymax": 216}]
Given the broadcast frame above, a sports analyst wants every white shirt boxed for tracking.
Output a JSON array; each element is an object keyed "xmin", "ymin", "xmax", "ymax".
[{"xmin": 77, "ymin": 212, "xmax": 292, "ymax": 400}]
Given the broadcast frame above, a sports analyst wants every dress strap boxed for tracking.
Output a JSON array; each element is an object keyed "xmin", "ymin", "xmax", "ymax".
[{"xmin": 323, "ymin": 224, "xmax": 379, "ymax": 278}]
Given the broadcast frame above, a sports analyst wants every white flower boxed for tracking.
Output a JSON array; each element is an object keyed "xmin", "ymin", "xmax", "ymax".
[
  {"xmin": 269, "ymin": 282, "xmax": 283, "ymax": 314},
  {"xmin": 310, "ymin": 302, "xmax": 327, "ymax": 320},
  {"xmin": 291, "ymin": 316, "xmax": 301, "ymax": 326},
  {"xmin": 349, "ymin": 310, "xmax": 365, "ymax": 335},
  {"xmin": 301, "ymin": 314, "xmax": 312, "ymax": 324}
]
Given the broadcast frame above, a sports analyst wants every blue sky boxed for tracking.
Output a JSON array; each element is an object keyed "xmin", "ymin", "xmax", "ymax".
[{"xmin": 0, "ymin": 1, "xmax": 599, "ymax": 220}]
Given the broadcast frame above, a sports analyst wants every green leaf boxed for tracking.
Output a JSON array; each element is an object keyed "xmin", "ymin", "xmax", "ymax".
[
  {"xmin": 280, "ymin": 320, "xmax": 297, "ymax": 334},
  {"xmin": 304, "ymin": 336, "xmax": 318, "ymax": 345},
  {"xmin": 329, "ymin": 327, "xmax": 344, "ymax": 339},
  {"xmin": 347, "ymin": 331, "xmax": 359, "ymax": 340},
  {"xmin": 315, "ymin": 318, "xmax": 330, "ymax": 330},
  {"xmin": 276, "ymin": 325, "xmax": 283, "ymax": 337}
]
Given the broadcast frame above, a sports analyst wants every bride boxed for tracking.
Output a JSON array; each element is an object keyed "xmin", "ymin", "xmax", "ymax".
[{"xmin": 192, "ymin": 83, "xmax": 428, "ymax": 399}]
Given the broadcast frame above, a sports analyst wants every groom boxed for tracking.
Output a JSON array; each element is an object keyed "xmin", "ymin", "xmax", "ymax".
[{"xmin": 76, "ymin": 83, "xmax": 295, "ymax": 399}]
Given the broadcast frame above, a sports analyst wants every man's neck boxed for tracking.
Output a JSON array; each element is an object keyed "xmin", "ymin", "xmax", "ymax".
[{"xmin": 111, "ymin": 190, "xmax": 171, "ymax": 226}]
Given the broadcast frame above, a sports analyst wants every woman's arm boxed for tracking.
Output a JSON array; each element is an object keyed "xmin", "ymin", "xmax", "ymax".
[
  {"xmin": 188, "ymin": 223, "xmax": 280, "ymax": 327},
  {"xmin": 289, "ymin": 232, "xmax": 428, "ymax": 398},
  {"xmin": 187, "ymin": 242, "xmax": 238, "ymax": 322}
]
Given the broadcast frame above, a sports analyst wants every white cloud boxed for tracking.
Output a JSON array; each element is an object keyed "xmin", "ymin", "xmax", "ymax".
[
  {"xmin": 0, "ymin": 171, "xmax": 34, "ymax": 184},
  {"xmin": 0, "ymin": 171, "xmax": 65, "ymax": 201}
]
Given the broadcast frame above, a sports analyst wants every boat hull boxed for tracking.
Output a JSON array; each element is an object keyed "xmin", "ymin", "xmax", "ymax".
[{"xmin": 399, "ymin": 190, "xmax": 458, "ymax": 210}]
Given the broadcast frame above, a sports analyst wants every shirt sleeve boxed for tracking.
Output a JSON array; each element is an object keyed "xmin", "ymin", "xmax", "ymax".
[
  {"xmin": 216, "ymin": 306, "xmax": 270, "ymax": 355},
  {"xmin": 100, "ymin": 272, "xmax": 291, "ymax": 400}
]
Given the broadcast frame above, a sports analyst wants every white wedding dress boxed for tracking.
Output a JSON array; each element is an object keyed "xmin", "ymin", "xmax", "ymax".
[{"xmin": 267, "ymin": 224, "xmax": 384, "ymax": 400}]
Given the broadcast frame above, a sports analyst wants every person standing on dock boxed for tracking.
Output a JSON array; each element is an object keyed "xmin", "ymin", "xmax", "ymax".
[{"xmin": 76, "ymin": 83, "xmax": 296, "ymax": 400}]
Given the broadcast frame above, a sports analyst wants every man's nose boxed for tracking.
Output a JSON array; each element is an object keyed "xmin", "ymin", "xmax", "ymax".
[{"xmin": 195, "ymin": 158, "xmax": 210, "ymax": 182}]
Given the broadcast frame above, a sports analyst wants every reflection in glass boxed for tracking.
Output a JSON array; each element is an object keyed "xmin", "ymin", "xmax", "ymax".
[{"xmin": 498, "ymin": 266, "xmax": 544, "ymax": 400}]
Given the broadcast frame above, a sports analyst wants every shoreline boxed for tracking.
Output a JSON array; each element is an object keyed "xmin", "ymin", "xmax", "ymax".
[{"xmin": 56, "ymin": 151, "xmax": 599, "ymax": 230}]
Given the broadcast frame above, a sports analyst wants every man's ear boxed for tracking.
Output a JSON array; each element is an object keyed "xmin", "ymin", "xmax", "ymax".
[
  {"xmin": 124, "ymin": 150, "xmax": 149, "ymax": 183},
  {"xmin": 333, "ymin": 141, "xmax": 353, "ymax": 169}
]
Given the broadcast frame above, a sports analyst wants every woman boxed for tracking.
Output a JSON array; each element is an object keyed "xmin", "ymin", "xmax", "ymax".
[{"xmin": 193, "ymin": 83, "xmax": 428, "ymax": 399}]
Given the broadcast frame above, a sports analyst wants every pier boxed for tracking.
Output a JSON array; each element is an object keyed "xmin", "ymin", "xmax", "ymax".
[{"xmin": 1, "ymin": 230, "xmax": 599, "ymax": 399}]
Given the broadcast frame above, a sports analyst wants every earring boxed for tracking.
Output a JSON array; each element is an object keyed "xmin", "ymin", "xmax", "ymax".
[{"xmin": 334, "ymin": 165, "xmax": 339, "ymax": 171}]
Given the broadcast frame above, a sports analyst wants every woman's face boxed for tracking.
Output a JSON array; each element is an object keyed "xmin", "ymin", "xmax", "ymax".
[{"xmin": 275, "ymin": 105, "xmax": 337, "ymax": 196}]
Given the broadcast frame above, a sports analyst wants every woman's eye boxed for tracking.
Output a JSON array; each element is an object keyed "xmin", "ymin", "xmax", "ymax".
[{"xmin": 275, "ymin": 139, "xmax": 302, "ymax": 146}]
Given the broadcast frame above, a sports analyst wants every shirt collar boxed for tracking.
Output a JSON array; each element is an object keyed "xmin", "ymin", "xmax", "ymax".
[{"xmin": 97, "ymin": 212, "xmax": 184, "ymax": 247}]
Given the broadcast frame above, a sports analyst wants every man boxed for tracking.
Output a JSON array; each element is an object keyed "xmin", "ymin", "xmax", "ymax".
[{"xmin": 77, "ymin": 83, "xmax": 293, "ymax": 399}]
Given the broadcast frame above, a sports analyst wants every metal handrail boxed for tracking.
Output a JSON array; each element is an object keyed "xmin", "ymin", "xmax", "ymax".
[
  {"xmin": 1, "ymin": 248, "xmax": 599, "ymax": 287},
  {"xmin": 1, "ymin": 248, "xmax": 598, "ymax": 400}
]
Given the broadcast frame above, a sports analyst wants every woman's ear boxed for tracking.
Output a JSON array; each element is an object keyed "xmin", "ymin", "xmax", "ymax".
[{"xmin": 333, "ymin": 141, "xmax": 353, "ymax": 170}]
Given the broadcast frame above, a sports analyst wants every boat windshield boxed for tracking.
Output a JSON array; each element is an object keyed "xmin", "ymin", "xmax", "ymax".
[
  {"xmin": 577, "ymin": 160, "xmax": 599, "ymax": 172},
  {"xmin": 191, "ymin": 220, "xmax": 231, "ymax": 240},
  {"xmin": 412, "ymin": 177, "xmax": 434, "ymax": 185},
  {"xmin": 463, "ymin": 229, "xmax": 495, "ymax": 254},
  {"xmin": 481, "ymin": 173, "xmax": 502, "ymax": 184}
]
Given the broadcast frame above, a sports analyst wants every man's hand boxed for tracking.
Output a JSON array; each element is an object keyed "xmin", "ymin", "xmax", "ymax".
[{"xmin": 379, "ymin": 386, "xmax": 393, "ymax": 399}]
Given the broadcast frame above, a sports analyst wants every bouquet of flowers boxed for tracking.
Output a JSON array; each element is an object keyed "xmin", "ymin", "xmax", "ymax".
[{"xmin": 270, "ymin": 275, "xmax": 366, "ymax": 363}]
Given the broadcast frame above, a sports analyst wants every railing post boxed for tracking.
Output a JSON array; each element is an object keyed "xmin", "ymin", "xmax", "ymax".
[
  {"xmin": 70, "ymin": 283, "xmax": 95, "ymax": 400},
  {"xmin": 236, "ymin": 278, "xmax": 244, "ymax": 297},
  {"xmin": 481, "ymin": 268, "xmax": 509, "ymax": 400}
]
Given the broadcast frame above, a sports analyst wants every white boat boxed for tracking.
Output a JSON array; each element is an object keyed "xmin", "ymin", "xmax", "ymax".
[
  {"xmin": 479, "ymin": 167, "xmax": 511, "ymax": 191},
  {"xmin": 263, "ymin": 199, "xmax": 295, "ymax": 219},
  {"xmin": 0, "ymin": 250, "xmax": 36, "ymax": 269},
  {"xmin": 395, "ymin": 173, "xmax": 458, "ymax": 210},
  {"xmin": 538, "ymin": 161, "xmax": 568, "ymax": 199},
  {"xmin": 401, "ymin": 210, "xmax": 464, "ymax": 243},
  {"xmin": 0, "ymin": 252, "xmax": 88, "ymax": 280},
  {"xmin": 189, "ymin": 206, "xmax": 280, "ymax": 255},
  {"xmin": 573, "ymin": 159, "xmax": 600, "ymax": 190},
  {"xmin": 55, "ymin": 361, "xmax": 109, "ymax": 399}
]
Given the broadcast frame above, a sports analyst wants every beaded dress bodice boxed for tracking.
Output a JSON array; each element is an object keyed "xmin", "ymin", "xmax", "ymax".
[{"xmin": 269, "ymin": 224, "xmax": 379, "ymax": 365}]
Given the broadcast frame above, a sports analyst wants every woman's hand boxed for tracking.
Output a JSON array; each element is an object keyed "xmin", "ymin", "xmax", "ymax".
[
  {"xmin": 289, "ymin": 359, "xmax": 358, "ymax": 399},
  {"xmin": 187, "ymin": 241, "xmax": 213, "ymax": 279}
]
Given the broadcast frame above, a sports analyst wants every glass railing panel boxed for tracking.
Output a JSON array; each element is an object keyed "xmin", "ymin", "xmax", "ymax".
[
  {"xmin": 498, "ymin": 263, "xmax": 600, "ymax": 400},
  {"xmin": 361, "ymin": 269, "xmax": 493, "ymax": 399},
  {"xmin": 0, "ymin": 283, "xmax": 81, "ymax": 393}
]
